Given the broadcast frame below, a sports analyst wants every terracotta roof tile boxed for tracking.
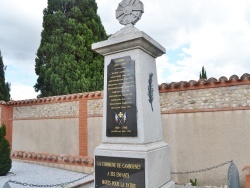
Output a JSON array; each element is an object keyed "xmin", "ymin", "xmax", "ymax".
[
  {"xmin": 0, "ymin": 101, "xmax": 6, "ymax": 105},
  {"xmin": 159, "ymin": 73, "xmax": 250, "ymax": 92},
  {"xmin": 6, "ymin": 91, "xmax": 103, "ymax": 105},
  {"xmin": 241, "ymin": 73, "xmax": 250, "ymax": 80},
  {"xmin": 229, "ymin": 74, "xmax": 240, "ymax": 81},
  {"xmin": 207, "ymin": 77, "xmax": 218, "ymax": 84},
  {"xmin": 218, "ymin": 76, "xmax": 228, "ymax": 82},
  {"xmin": 3, "ymin": 73, "xmax": 250, "ymax": 105}
]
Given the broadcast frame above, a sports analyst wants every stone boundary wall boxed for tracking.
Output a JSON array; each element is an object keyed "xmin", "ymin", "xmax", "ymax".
[
  {"xmin": 10, "ymin": 82, "xmax": 250, "ymax": 121},
  {"xmin": 87, "ymin": 99, "xmax": 103, "ymax": 117},
  {"xmin": 87, "ymin": 84, "xmax": 250, "ymax": 117},
  {"xmin": 162, "ymin": 110, "xmax": 250, "ymax": 186},
  {"xmin": 160, "ymin": 84, "xmax": 250, "ymax": 113},
  {"xmin": 13, "ymin": 101, "xmax": 79, "ymax": 119},
  {"xmin": 0, "ymin": 92, "xmax": 103, "ymax": 173}
]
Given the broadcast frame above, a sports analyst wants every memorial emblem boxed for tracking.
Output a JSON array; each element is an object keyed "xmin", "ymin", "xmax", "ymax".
[
  {"xmin": 115, "ymin": 112, "xmax": 127, "ymax": 126},
  {"xmin": 147, "ymin": 73, "xmax": 154, "ymax": 111},
  {"xmin": 116, "ymin": 0, "xmax": 144, "ymax": 25}
]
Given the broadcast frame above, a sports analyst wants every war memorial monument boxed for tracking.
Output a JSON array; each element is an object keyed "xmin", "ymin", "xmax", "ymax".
[{"xmin": 92, "ymin": 0, "xmax": 175, "ymax": 187}]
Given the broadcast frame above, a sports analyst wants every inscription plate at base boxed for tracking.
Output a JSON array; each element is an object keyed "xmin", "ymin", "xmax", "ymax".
[{"xmin": 95, "ymin": 156, "xmax": 145, "ymax": 188}]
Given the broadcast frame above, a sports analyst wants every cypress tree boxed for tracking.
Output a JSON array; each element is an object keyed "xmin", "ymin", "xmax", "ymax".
[
  {"xmin": 0, "ymin": 124, "xmax": 12, "ymax": 176},
  {"xmin": 0, "ymin": 50, "xmax": 11, "ymax": 101},
  {"xmin": 199, "ymin": 66, "xmax": 207, "ymax": 80},
  {"xmin": 34, "ymin": 0, "xmax": 107, "ymax": 97}
]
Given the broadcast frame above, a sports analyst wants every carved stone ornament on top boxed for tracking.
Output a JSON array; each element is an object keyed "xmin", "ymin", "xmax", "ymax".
[{"xmin": 116, "ymin": 0, "xmax": 144, "ymax": 25}]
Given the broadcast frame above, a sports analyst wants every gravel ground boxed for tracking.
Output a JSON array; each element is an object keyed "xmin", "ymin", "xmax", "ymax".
[{"xmin": 0, "ymin": 161, "xmax": 94, "ymax": 188}]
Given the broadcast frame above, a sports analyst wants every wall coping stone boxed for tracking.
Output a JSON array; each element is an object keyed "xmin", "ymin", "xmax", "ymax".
[
  {"xmin": 11, "ymin": 150, "xmax": 94, "ymax": 167},
  {"xmin": 3, "ymin": 91, "xmax": 103, "ymax": 106},
  {"xmin": 159, "ymin": 73, "xmax": 250, "ymax": 92}
]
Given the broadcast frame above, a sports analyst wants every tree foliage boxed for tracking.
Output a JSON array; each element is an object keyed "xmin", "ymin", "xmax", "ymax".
[
  {"xmin": 199, "ymin": 66, "xmax": 207, "ymax": 80},
  {"xmin": 0, "ymin": 50, "xmax": 11, "ymax": 101},
  {"xmin": 0, "ymin": 124, "xmax": 12, "ymax": 176},
  {"xmin": 34, "ymin": 0, "xmax": 107, "ymax": 97}
]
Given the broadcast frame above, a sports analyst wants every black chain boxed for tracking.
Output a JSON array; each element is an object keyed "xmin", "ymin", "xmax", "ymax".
[
  {"xmin": 171, "ymin": 160, "xmax": 233, "ymax": 175},
  {"xmin": 8, "ymin": 171, "xmax": 94, "ymax": 187},
  {"xmin": 7, "ymin": 161, "xmax": 233, "ymax": 187}
]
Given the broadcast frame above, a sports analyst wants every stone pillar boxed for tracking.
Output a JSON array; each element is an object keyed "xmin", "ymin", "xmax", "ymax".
[{"xmin": 92, "ymin": 25, "xmax": 175, "ymax": 188}]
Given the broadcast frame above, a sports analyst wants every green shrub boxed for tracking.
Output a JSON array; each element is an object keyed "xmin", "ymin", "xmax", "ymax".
[
  {"xmin": 0, "ymin": 124, "xmax": 12, "ymax": 176},
  {"xmin": 190, "ymin": 178, "xmax": 198, "ymax": 186}
]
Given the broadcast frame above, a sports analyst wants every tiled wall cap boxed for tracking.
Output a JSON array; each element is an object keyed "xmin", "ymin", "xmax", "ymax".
[
  {"xmin": 229, "ymin": 75, "xmax": 240, "ymax": 81},
  {"xmin": 11, "ymin": 151, "xmax": 94, "ymax": 166},
  {"xmin": 75, "ymin": 157, "xmax": 81, "ymax": 163},
  {"xmin": 159, "ymin": 73, "xmax": 250, "ymax": 92},
  {"xmin": 0, "ymin": 101, "xmax": 6, "ymax": 104},
  {"xmin": 2, "ymin": 73, "xmax": 250, "ymax": 105},
  {"xmin": 189, "ymin": 80, "xmax": 199, "ymax": 86},
  {"xmin": 5, "ymin": 91, "xmax": 103, "ymax": 105},
  {"xmin": 32, "ymin": 153, "xmax": 37, "ymax": 159},
  {"xmin": 37, "ymin": 154, "xmax": 42, "ymax": 159},
  {"xmin": 241, "ymin": 73, "xmax": 250, "ymax": 80},
  {"xmin": 218, "ymin": 76, "xmax": 229, "ymax": 82},
  {"xmin": 207, "ymin": 77, "xmax": 218, "ymax": 83}
]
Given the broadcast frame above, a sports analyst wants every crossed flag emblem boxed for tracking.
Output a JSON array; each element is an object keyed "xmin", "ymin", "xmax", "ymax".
[{"xmin": 115, "ymin": 112, "xmax": 127, "ymax": 125}]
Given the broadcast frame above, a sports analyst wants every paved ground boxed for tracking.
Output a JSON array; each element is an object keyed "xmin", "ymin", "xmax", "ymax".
[
  {"xmin": 0, "ymin": 161, "xmax": 94, "ymax": 188},
  {"xmin": 0, "ymin": 161, "xmax": 227, "ymax": 188}
]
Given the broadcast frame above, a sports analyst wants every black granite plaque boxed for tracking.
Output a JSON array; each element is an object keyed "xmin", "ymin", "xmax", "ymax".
[
  {"xmin": 106, "ymin": 56, "xmax": 137, "ymax": 137},
  {"xmin": 95, "ymin": 156, "xmax": 145, "ymax": 188}
]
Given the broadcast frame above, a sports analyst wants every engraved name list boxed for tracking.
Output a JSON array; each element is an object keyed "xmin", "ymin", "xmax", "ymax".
[{"xmin": 106, "ymin": 56, "xmax": 137, "ymax": 137}]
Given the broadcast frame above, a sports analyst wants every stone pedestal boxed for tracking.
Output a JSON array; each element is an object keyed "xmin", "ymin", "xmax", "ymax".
[{"xmin": 92, "ymin": 25, "xmax": 175, "ymax": 188}]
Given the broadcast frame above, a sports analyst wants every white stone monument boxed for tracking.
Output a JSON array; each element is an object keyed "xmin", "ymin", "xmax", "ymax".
[{"xmin": 92, "ymin": 0, "xmax": 174, "ymax": 187}]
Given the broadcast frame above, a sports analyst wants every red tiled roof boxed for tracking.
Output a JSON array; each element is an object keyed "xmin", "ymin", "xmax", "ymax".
[
  {"xmin": 1, "ymin": 73, "xmax": 250, "ymax": 105},
  {"xmin": 3, "ymin": 91, "xmax": 103, "ymax": 105},
  {"xmin": 159, "ymin": 73, "xmax": 250, "ymax": 92}
]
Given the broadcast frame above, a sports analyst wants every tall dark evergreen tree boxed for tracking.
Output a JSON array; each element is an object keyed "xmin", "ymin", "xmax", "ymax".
[
  {"xmin": 199, "ymin": 66, "xmax": 207, "ymax": 80},
  {"xmin": 34, "ymin": 0, "xmax": 107, "ymax": 97},
  {"xmin": 0, "ymin": 124, "xmax": 12, "ymax": 176},
  {"xmin": 0, "ymin": 50, "xmax": 11, "ymax": 101}
]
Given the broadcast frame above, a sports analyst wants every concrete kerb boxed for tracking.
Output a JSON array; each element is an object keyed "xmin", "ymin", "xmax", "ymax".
[{"xmin": 0, "ymin": 161, "xmax": 94, "ymax": 188}]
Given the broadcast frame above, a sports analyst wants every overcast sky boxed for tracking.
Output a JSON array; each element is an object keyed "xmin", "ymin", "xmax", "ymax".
[{"xmin": 0, "ymin": 0, "xmax": 250, "ymax": 100}]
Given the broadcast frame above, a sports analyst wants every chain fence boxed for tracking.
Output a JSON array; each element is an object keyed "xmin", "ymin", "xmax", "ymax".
[
  {"xmin": 171, "ymin": 160, "xmax": 233, "ymax": 175},
  {"xmin": 5, "ymin": 161, "xmax": 234, "ymax": 187},
  {"xmin": 171, "ymin": 160, "xmax": 234, "ymax": 187},
  {"xmin": 7, "ymin": 171, "xmax": 94, "ymax": 187}
]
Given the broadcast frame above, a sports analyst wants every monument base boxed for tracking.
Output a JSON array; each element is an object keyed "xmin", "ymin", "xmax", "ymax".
[
  {"xmin": 160, "ymin": 181, "xmax": 176, "ymax": 188},
  {"xmin": 95, "ymin": 141, "xmax": 175, "ymax": 188}
]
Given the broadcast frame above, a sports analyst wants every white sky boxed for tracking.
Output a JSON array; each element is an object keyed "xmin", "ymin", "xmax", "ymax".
[{"xmin": 0, "ymin": 0, "xmax": 250, "ymax": 100}]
